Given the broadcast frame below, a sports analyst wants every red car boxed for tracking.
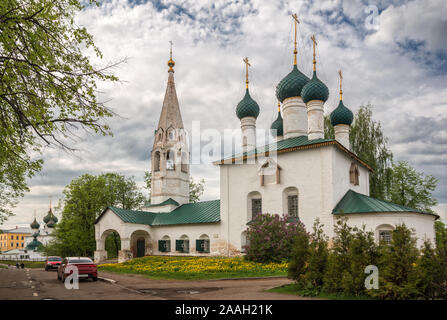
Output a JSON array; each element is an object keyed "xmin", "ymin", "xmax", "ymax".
[
  {"xmin": 44, "ymin": 256, "xmax": 62, "ymax": 271},
  {"xmin": 57, "ymin": 257, "xmax": 98, "ymax": 282}
]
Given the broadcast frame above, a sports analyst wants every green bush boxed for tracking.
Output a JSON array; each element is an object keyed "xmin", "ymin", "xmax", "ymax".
[
  {"xmin": 286, "ymin": 217, "xmax": 447, "ymax": 300},
  {"xmin": 368, "ymin": 224, "xmax": 420, "ymax": 300}
]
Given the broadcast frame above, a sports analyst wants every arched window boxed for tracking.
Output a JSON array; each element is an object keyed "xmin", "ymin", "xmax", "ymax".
[
  {"xmin": 154, "ymin": 151, "xmax": 161, "ymax": 172},
  {"xmin": 176, "ymin": 235, "xmax": 189, "ymax": 253},
  {"xmin": 247, "ymin": 191, "xmax": 262, "ymax": 221},
  {"xmin": 196, "ymin": 234, "xmax": 210, "ymax": 253},
  {"xmin": 166, "ymin": 149, "xmax": 175, "ymax": 170},
  {"xmin": 350, "ymin": 163, "xmax": 359, "ymax": 185},
  {"xmin": 376, "ymin": 225, "xmax": 394, "ymax": 244},
  {"xmin": 159, "ymin": 235, "xmax": 171, "ymax": 252},
  {"xmin": 283, "ymin": 187, "xmax": 299, "ymax": 218}
]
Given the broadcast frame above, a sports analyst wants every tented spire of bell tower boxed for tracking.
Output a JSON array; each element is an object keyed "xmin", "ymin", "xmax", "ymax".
[{"xmin": 156, "ymin": 44, "xmax": 184, "ymax": 131}]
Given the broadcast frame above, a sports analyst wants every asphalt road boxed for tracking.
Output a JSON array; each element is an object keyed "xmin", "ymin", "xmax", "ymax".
[
  {"xmin": 0, "ymin": 265, "xmax": 309, "ymax": 300},
  {"xmin": 0, "ymin": 265, "xmax": 159, "ymax": 300}
]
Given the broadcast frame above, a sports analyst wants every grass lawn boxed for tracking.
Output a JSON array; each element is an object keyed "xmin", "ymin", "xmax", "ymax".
[
  {"xmin": 0, "ymin": 260, "xmax": 45, "ymax": 268},
  {"xmin": 267, "ymin": 283, "xmax": 374, "ymax": 300},
  {"xmin": 98, "ymin": 256, "xmax": 288, "ymax": 280}
]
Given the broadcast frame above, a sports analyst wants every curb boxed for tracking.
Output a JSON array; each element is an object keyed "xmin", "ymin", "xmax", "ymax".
[{"xmin": 98, "ymin": 276, "xmax": 117, "ymax": 284}]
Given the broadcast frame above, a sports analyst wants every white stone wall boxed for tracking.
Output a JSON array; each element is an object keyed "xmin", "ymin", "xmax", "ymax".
[
  {"xmin": 306, "ymin": 100, "xmax": 324, "ymax": 140},
  {"xmin": 331, "ymin": 147, "xmax": 370, "ymax": 207},
  {"xmin": 94, "ymin": 208, "xmax": 223, "ymax": 262},
  {"xmin": 282, "ymin": 97, "xmax": 307, "ymax": 139},
  {"xmin": 220, "ymin": 146, "xmax": 337, "ymax": 251},
  {"xmin": 334, "ymin": 124, "xmax": 350, "ymax": 150},
  {"xmin": 340, "ymin": 212, "xmax": 436, "ymax": 247},
  {"xmin": 240, "ymin": 117, "xmax": 256, "ymax": 152}
]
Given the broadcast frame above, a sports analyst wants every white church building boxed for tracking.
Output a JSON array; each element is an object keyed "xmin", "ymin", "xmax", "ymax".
[{"xmin": 94, "ymin": 28, "xmax": 438, "ymax": 263}]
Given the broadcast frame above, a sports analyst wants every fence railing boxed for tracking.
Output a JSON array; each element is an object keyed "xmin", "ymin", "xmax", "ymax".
[{"xmin": 0, "ymin": 257, "xmax": 46, "ymax": 262}]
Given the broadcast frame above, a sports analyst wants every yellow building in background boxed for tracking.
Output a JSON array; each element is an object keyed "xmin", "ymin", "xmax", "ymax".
[{"xmin": 0, "ymin": 227, "xmax": 32, "ymax": 252}]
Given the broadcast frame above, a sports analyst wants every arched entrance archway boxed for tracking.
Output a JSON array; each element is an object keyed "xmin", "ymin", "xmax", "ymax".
[
  {"xmin": 95, "ymin": 229, "xmax": 122, "ymax": 263},
  {"xmin": 130, "ymin": 230, "xmax": 151, "ymax": 258}
]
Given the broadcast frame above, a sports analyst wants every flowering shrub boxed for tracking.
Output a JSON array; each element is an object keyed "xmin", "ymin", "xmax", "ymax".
[{"xmin": 244, "ymin": 213, "xmax": 308, "ymax": 263}]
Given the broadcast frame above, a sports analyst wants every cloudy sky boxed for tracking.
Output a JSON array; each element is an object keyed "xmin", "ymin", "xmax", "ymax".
[{"xmin": 3, "ymin": 0, "xmax": 447, "ymax": 228}]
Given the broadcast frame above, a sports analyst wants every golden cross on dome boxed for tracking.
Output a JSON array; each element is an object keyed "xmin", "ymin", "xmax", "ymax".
[
  {"xmin": 311, "ymin": 34, "xmax": 317, "ymax": 71},
  {"xmin": 292, "ymin": 13, "xmax": 299, "ymax": 65},
  {"xmin": 277, "ymin": 101, "xmax": 281, "ymax": 112},
  {"xmin": 169, "ymin": 40, "xmax": 173, "ymax": 59},
  {"xmin": 168, "ymin": 40, "xmax": 175, "ymax": 72},
  {"xmin": 338, "ymin": 69, "xmax": 343, "ymax": 100},
  {"xmin": 243, "ymin": 57, "xmax": 251, "ymax": 89}
]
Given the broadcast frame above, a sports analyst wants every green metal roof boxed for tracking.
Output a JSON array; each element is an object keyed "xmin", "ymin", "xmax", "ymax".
[
  {"xmin": 151, "ymin": 200, "xmax": 220, "ymax": 226},
  {"xmin": 144, "ymin": 198, "xmax": 179, "ymax": 207},
  {"xmin": 276, "ymin": 64, "xmax": 310, "ymax": 102},
  {"xmin": 105, "ymin": 207, "xmax": 157, "ymax": 225},
  {"xmin": 214, "ymin": 135, "xmax": 373, "ymax": 171},
  {"xmin": 333, "ymin": 190, "xmax": 438, "ymax": 217},
  {"xmin": 330, "ymin": 100, "xmax": 353, "ymax": 126},
  {"xmin": 270, "ymin": 111, "xmax": 283, "ymax": 137},
  {"xmin": 236, "ymin": 89, "xmax": 260, "ymax": 119},
  {"xmin": 301, "ymin": 71, "xmax": 329, "ymax": 103},
  {"xmin": 97, "ymin": 200, "xmax": 220, "ymax": 226},
  {"xmin": 30, "ymin": 218, "xmax": 40, "ymax": 230},
  {"xmin": 26, "ymin": 239, "xmax": 43, "ymax": 251}
]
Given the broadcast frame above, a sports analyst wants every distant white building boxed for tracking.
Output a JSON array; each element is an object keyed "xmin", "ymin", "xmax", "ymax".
[
  {"xmin": 94, "ymin": 30, "xmax": 438, "ymax": 263},
  {"xmin": 0, "ymin": 204, "xmax": 59, "ymax": 261}
]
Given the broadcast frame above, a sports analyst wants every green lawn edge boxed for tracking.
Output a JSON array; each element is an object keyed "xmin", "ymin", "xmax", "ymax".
[{"xmin": 267, "ymin": 283, "xmax": 374, "ymax": 300}]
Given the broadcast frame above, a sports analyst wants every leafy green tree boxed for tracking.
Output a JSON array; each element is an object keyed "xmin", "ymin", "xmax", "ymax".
[
  {"xmin": 143, "ymin": 171, "xmax": 205, "ymax": 203},
  {"xmin": 341, "ymin": 226, "xmax": 378, "ymax": 296},
  {"xmin": 325, "ymin": 105, "xmax": 394, "ymax": 200},
  {"xmin": 44, "ymin": 173, "xmax": 144, "ymax": 257},
  {"xmin": 389, "ymin": 161, "xmax": 438, "ymax": 213},
  {"xmin": 105, "ymin": 232, "xmax": 121, "ymax": 258},
  {"xmin": 304, "ymin": 219, "xmax": 329, "ymax": 289},
  {"xmin": 416, "ymin": 240, "xmax": 444, "ymax": 299},
  {"xmin": 434, "ymin": 221, "xmax": 447, "ymax": 298},
  {"xmin": 189, "ymin": 177, "xmax": 205, "ymax": 203},
  {"xmin": 0, "ymin": 0, "xmax": 120, "ymax": 222},
  {"xmin": 323, "ymin": 217, "xmax": 354, "ymax": 292},
  {"xmin": 370, "ymin": 224, "xmax": 420, "ymax": 300}
]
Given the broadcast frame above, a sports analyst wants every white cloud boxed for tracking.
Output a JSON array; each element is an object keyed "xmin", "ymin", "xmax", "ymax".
[{"xmin": 3, "ymin": 0, "xmax": 446, "ymax": 229}]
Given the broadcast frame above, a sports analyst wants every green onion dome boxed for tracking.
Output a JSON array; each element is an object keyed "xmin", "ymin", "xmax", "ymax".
[
  {"xmin": 30, "ymin": 218, "xmax": 40, "ymax": 230},
  {"xmin": 301, "ymin": 71, "xmax": 329, "ymax": 103},
  {"xmin": 270, "ymin": 111, "xmax": 283, "ymax": 137},
  {"xmin": 46, "ymin": 219, "xmax": 56, "ymax": 228},
  {"xmin": 236, "ymin": 89, "xmax": 260, "ymax": 119},
  {"xmin": 275, "ymin": 65, "xmax": 310, "ymax": 103},
  {"xmin": 26, "ymin": 238, "xmax": 43, "ymax": 251},
  {"xmin": 43, "ymin": 208, "xmax": 53, "ymax": 224},
  {"xmin": 50, "ymin": 213, "xmax": 58, "ymax": 224},
  {"xmin": 330, "ymin": 100, "xmax": 353, "ymax": 126}
]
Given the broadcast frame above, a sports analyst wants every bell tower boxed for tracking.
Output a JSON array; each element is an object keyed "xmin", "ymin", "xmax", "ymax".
[{"xmin": 151, "ymin": 43, "xmax": 189, "ymax": 205}]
